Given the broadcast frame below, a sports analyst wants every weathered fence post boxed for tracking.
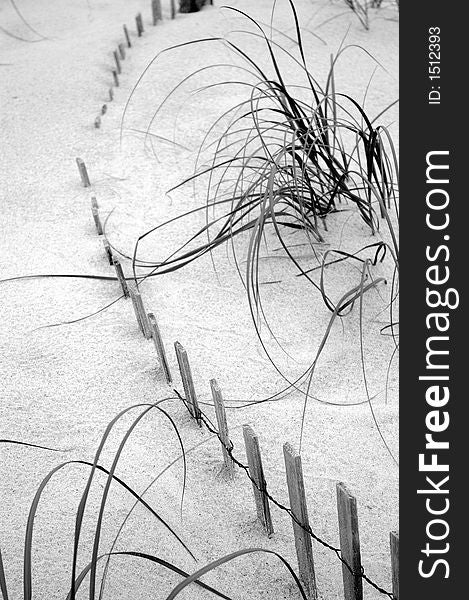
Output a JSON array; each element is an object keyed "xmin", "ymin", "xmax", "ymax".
[
  {"xmin": 148, "ymin": 313, "xmax": 172, "ymax": 384},
  {"xmin": 118, "ymin": 43, "xmax": 126, "ymax": 60},
  {"xmin": 91, "ymin": 196, "xmax": 102, "ymax": 233},
  {"xmin": 109, "ymin": 87, "xmax": 114, "ymax": 101},
  {"xmin": 390, "ymin": 531, "xmax": 399, "ymax": 600},
  {"xmin": 136, "ymin": 13, "xmax": 144, "ymax": 36},
  {"xmin": 91, "ymin": 204, "xmax": 103, "ymax": 234},
  {"xmin": 170, "ymin": 0, "xmax": 176, "ymax": 19},
  {"xmin": 336, "ymin": 482, "xmax": 363, "ymax": 600},
  {"xmin": 113, "ymin": 50, "xmax": 121, "ymax": 74},
  {"xmin": 112, "ymin": 69, "xmax": 119, "ymax": 87},
  {"xmin": 243, "ymin": 425, "xmax": 274, "ymax": 536},
  {"xmin": 113, "ymin": 258, "xmax": 129, "ymax": 297},
  {"xmin": 283, "ymin": 443, "xmax": 317, "ymax": 600},
  {"xmin": 174, "ymin": 341, "xmax": 201, "ymax": 423},
  {"xmin": 210, "ymin": 379, "xmax": 235, "ymax": 477},
  {"xmin": 123, "ymin": 24, "xmax": 132, "ymax": 48},
  {"xmin": 152, "ymin": 0, "xmax": 162, "ymax": 24},
  {"xmin": 129, "ymin": 286, "xmax": 151, "ymax": 338},
  {"xmin": 76, "ymin": 158, "xmax": 90, "ymax": 187},
  {"xmin": 100, "ymin": 235, "xmax": 113, "ymax": 265},
  {"xmin": 129, "ymin": 286, "xmax": 143, "ymax": 333}
]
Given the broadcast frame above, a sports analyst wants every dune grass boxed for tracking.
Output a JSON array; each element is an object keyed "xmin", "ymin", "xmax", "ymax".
[
  {"xmin": 122, "ymin": 1, "xmax": 399, "ymax": 452},
  {"xmin": 0, "ymin": 401, "xmax": 310, "ymax": 600}
]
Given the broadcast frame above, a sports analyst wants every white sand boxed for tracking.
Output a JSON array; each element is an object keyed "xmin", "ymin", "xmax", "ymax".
[{"xmin": 0, "ymin": 1, "xmax": 398, "ymax": 598}]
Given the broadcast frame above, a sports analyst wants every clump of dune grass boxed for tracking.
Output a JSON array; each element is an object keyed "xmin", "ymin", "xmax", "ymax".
[
  {"xmin": 0, "ymin": 401, "xmax": 309, "ymax": 600},
  {"xmin": 337, "ymin": 0, "xmax": 399, "ymax": 30},
  {"xmin": 123, "ymin": 0, "xmax": 398, "ymax": 447}
]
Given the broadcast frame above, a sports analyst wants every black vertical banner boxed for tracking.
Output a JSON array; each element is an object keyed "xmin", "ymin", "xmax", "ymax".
[{"xmin": 401, "ymin": 2, "xmax": 464, "ymax": 598}]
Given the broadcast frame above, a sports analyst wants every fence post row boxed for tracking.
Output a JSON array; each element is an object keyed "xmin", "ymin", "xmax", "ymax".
[
  {"xmin": 283, "ymin": 442, "xmax": 317, "ymax": 600},
  {"xmin": 336, "ymin": 482, "xmax": 363, "ymax": 600},
  {"xmin": 210, "ymin": 379, "xmax": 235, "ymax": 477},
  {"xmin": 148, "ymin": 313, "xmax": 172, "ymax": 384},
  {"xmin": 242, "ymin": 425, "xmax": 274, "ymax": 536},
  {"xmin": 174, "ymin": 341, "xmax": 201, "ymax": 423}
]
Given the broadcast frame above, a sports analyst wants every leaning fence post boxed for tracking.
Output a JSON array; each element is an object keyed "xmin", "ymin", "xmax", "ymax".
[
  {"xmin": 174, "ymin": 341, "xmax": 201, "ymax": 423},
  {"xmin": 100, "ymin": 235, "xmax": 113, "ymax": 265},
  {"xmin": 90, "ymin": 196, "xmax": 102, "ymax": 234},
  {"xmin": 76, "ymin": 158, "xmax": 90, "ymax": 187},
  {"xmin": 118, "ymin": 43, "xmax": 126, "ymax": 60},
  {"xmin": 112, "ymin": 70, "xmax": 119, "ymax": 87},
  {"xmin": 129, "ymin": 286, "xmax": 143, "ymax": 333},
  {"xmin": 91, "ymin": 205, "xmax": 103, "ymax": 234},
  {"xmin": 136, "ymin": 13, "xmax": 144, "ymax": 36},
  {"xmin": 390, "ymin": 531, "xmax": 399, "ymax": 600},
  {"xmin": 210, "ymin": 379, "xmax": 235, "ymax": 477},
  {"xmin": 336, "ymin": 482, "xmax": 363, "ymax": 600},
  {"xmin": 148, "ymin": 313, "xmax": 172, "ymax": 384},
  {"xmin": 243, "ymin": 425, "xmax": 274, "ymax": 536},
  {"xmin": 283, "ymin": 443, "xmax": 317, "ymax": 600},
  {"xmin": 123, "ymin": 24, "xmax": 132, "ymax": 48},
  {"xmin": 113, "ymin": 50, "xmax": 121, "ymax": 74},
  {"xmin": 113, "ymin": 258, "xmax": 129, "ymax": 297},
  {"xmin": 129, "ymin": 286, "xmax": 151, "ymax": 338}
]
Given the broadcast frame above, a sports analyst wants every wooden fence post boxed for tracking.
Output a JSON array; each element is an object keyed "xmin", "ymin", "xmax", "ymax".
[
  {"xmin": 76, "ymin": 158, "xmax": 90, "ymax": 187},
  {"xmin": 118, "ymin": 43, "xmax": 126, "ymax": 60},
  {"xmin": 129, "ymin": 286, "xmax": 143, "ymax": 333},
  {"xmin": 283, "ymin": 443, "xmax": 317, "ymax": 600},
  {"xmin": 129, "ymin": 286, "xmax": 151, "ymax": 338},
  {"xmin": 243, "ymin": 425, "xmax": 274, "ymax": 536},
  {"xmin": 148, "ymin": 313, "xmax": 172, "ymax": 384},
  {"xmin": 109, "ymin": 87, "xmax": 114, "ymax": 101},
  {"xmin": 113, "ymin": 50, "xmax": 121, "ymax": 74},
  {"xmin": 152, "ymin": 0, "xmax": 162, "ymax": 24},
  {"xmin": 100, "ymin": 235, "xmax": 113, "ymax": 265},
  {"xmin": 174, "ymin": 341, "xmax": 201, "ymax": 423},
  {"xmin": 390, "ymin": 531, "xmax": 399, "ymax": 600},
  {"xmin": 91, "ymin": 205, "xmax": 103, "ymax": 234},
  {"xmin": 123, "ymin": 24, "xmax": 132, "ymax": 48},
  {"xmin": 170, "ymin": 0, "xmax": 176, "ymax": 19},
  {"xmin": 210, "ymin": 379, "xmax": 235, "ymax": 477},
  {"xmin": 336, "ymin": 482, "xmax": 363, "ymax": 600},
  {"xmin": 113, "ymin": 258, "xmax": 129, "ymax": 297},
  {"xmin": 136, "ymin": 13, "xmax": 144, "ymax": 36},
  {"xmin": 112, "ymin": 69, "xmax": 119, "ymax": 87}
]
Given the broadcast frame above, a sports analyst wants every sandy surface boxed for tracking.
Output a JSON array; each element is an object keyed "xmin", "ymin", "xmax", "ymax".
[{"xmin": 0, "ymin": 1, "xmax": 398, "ymax": 599}]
